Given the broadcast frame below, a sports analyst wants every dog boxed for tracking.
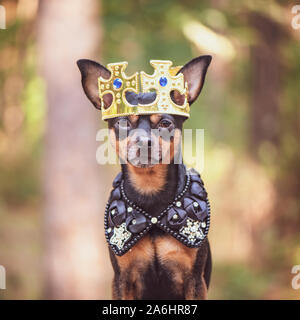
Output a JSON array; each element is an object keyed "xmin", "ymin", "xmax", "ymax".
[{"xmin": 77, "ymin": 56, "xmax": 212, "ymax": 299}]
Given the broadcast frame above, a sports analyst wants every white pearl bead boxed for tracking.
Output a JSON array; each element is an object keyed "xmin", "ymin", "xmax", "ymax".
[
  {"xmin": 151, "ymin": 217, "xmax": 158, "ymax": 224},
  {"xmin": 176, "ymin": 201, "xmax": 182, "ymax": 207}
]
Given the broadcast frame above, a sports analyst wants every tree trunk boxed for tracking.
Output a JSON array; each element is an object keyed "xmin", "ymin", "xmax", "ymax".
[
  {"xmin": 248, "ymin": 12, "xmax": 284, "ymax": 154},
  {"xmin": 38, "ymin": 0, "xmax": 110, "ymax": 299},
  {"xmin": 247, "ymin": 12, "xmax": 288, "ymax": 263}
]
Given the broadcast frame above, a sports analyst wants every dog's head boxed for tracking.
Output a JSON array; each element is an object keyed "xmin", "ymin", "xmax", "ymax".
[{"xmin": 77, "ymin": 56, "xmax": 211, "ymax": 168}]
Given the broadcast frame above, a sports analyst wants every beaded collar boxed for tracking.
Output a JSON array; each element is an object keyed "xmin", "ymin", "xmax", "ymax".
[{"xmin": 104, "ymin": 167, "xmax": 211, "ymax": 256}]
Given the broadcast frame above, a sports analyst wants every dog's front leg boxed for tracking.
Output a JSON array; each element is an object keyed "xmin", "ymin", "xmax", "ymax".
[
  {"xmin": 183, "ymin": 275, "xmax": 208, "ymax": 300},
  {"xmin": 111, "ymin": 236, "xmax": 154, "ymax": 300},
  {"xmin": 113, "ymin": 267, "xmax": 145, "ymax": 300}
]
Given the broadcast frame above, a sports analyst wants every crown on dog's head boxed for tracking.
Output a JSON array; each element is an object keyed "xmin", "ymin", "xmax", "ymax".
[{"xmin": 99, "ymin": 60, "xmax": 190, "ymax": 120}]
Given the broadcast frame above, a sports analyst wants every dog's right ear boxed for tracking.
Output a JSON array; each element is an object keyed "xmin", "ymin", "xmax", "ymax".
[
  {"xmin": 77, "ymin": 59, "xmax": 112, "ymax": 109},
  {"xmin": 172, "ymin": 56, "xmax": 212, "ymax": 106}
]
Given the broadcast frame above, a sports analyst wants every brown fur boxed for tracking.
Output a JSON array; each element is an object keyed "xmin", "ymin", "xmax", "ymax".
[
  {"xmin": 150, "ymin": 114, "xmax": 162, "ymax": 125},
  {"xmin": 127, "ymin": 163, "xmax": 168, "ymax": 195},
  {"xmin": 161, "ymin": 128, "xmax": 181, "ymax": 164},
  {"xmin": 115, "ymin": 236, "xmax": 154, "ymax": 300},
  {"xmin": 112, "ymin": 234, "xmax": 209, "ymax": 299},
  {"xmin": 129, "ymin": 115, "xmax": 140, "ymax": 124},
  {"xmin": 109, "ymin": 128, "xmax": 128, "ymax": 163},
  {"xmin": 155, "ymin": 236, "xmax": 202, "ymax": 297}
]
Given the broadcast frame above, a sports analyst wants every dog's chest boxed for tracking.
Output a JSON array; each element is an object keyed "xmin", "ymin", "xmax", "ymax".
[
  {"xmin": 113, "ymin": 232, "xmax": 201, "ymax": 299},
  {"xmin": 116, "ymin": 232, "xmax": 197, "ymax": 275},
  {"xmin": 117, "ymin": 230, "xmax": 197, "ymax": 264}
]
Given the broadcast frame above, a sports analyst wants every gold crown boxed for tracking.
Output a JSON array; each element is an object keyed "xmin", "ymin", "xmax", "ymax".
[{"xmin": 98, "ymin": 60, "xmax": 190, "ymax": 120}]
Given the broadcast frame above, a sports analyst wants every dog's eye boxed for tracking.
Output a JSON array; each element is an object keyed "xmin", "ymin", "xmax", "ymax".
[
  {"xmin": 158, "ymin": 119, "xmax": 172, "ymax": 128},
  {"xmin": 115, "ymin": 119, "xmax": 131, "ymax": 130}
]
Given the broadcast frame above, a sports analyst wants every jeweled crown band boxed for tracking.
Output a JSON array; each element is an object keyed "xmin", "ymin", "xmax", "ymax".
[{"xmin": 98, "ymin": 60, "xmax": 190, "ymax": 120}]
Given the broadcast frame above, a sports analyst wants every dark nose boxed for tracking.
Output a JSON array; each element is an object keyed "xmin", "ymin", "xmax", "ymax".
[{"xmin": 136, "ymin": 135, "xmax": 152, "ymax": 148}]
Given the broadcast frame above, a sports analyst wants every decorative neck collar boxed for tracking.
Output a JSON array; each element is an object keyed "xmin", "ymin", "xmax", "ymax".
[{"xmin": 104, "ymin": 166, "xmax": 211, "ymax": 256}]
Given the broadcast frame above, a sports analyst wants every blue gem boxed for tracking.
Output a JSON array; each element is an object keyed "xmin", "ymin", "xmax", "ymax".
[
  {"xmin": 159, "ymin": 77, "xmax": 168, "ymax": 87},
  {"xmin": 113, "ymin": 78, "xmax": 123, "ymax": 89}
]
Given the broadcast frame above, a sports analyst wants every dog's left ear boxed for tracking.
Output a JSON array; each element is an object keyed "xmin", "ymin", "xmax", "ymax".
[
  {"xmin": 173, "ymin": 55, "xmax": 212, "ymax": 106},
  {"xmin": 77, "ymin": 59, "xmax": 112, "ymax": 110}
]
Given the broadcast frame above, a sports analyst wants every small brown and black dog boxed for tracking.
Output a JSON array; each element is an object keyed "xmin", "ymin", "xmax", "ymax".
[{"xmin": 77, "ymin": 56, "xmax": 212, "ymax": 300}]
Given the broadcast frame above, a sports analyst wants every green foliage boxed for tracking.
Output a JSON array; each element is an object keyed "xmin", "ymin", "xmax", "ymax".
[{"xmin": 211, "ymin": 264, "xmax": 272, "ymax": 300}]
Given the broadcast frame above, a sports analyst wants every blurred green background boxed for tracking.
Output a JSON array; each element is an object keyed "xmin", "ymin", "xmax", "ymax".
[{"xmin": 0, "ymin": 0, "xmax": 300, "ymax": 299}]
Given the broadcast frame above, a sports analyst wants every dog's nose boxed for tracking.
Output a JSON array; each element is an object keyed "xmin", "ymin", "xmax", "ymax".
[{"xmin": 136, "ymin": 136, "xmax": 152, "ymax": 148}]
